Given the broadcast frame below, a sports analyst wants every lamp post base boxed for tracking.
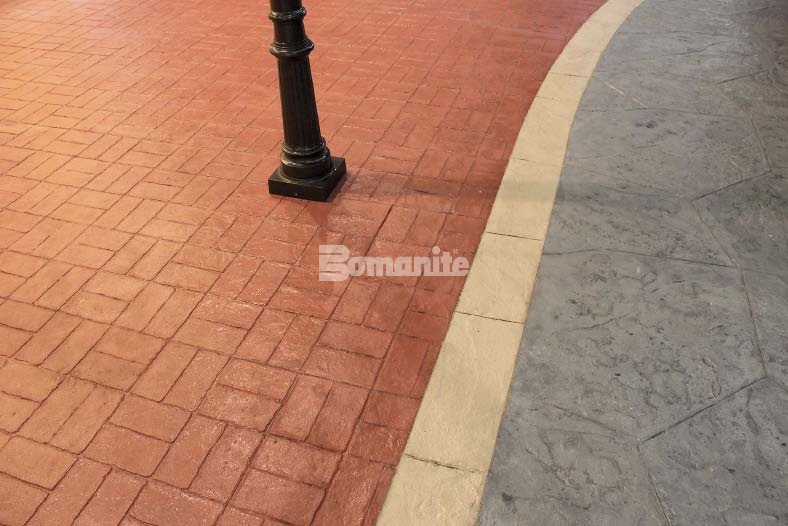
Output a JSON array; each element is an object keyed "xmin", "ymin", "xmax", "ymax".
[{"xmin": 268, "ymin": 156, "xmax": 346, "ymax": 201}]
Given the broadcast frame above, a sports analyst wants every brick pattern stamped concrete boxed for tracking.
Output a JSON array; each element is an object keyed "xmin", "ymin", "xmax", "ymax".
[
  {"xmin": 0, "ymin": 0, "xmax": 607, "ymax": 525},
  {"xmin": 479, "ymin": 0, "xmax": 788, "ymax": 524}
]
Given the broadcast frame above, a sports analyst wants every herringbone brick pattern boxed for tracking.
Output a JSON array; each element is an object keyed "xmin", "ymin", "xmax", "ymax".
[{"xmin": 0, "ymin": 0, "xmax": 603, "ymax": 524}]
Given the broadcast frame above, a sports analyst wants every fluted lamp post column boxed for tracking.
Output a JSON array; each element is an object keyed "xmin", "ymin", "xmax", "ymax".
[{"xmin": 267, "ymin": 0, "xmax": 345, "ymax": 201}]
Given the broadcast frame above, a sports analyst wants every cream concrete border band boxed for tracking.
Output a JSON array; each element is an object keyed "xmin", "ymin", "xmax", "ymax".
[{"xmin": 377, "ymin": 0, "xmax": 643, "ymax": 523}]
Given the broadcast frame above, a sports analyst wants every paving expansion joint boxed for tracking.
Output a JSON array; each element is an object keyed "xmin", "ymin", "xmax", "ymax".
[{"xmin": 377, "ymin": 0, "xmax": 645, "ymax": 523}]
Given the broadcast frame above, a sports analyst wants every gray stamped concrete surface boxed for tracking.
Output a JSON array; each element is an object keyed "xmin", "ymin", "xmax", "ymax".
[{"xmin": 478, "ymin": 0, "xmax": 788, "ymax": 525}]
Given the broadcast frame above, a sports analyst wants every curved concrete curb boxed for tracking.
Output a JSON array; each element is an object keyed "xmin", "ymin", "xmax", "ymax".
[{"xmin": 377, "ymin": 0, "xmax": 643, "ymax": 524}]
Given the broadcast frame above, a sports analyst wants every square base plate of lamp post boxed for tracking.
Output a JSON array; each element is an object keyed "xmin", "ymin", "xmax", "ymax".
[{"xmin": 268, "ymin": 156, "xmax": 346, "ymax": 202}]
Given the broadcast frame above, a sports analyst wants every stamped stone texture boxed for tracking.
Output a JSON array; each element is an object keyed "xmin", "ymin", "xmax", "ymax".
[
  {"xmin": 754, "ymin": 117, "xmax": 788, "ymax": 169},
  {"xmin": 509, "ymin": 251, "xmax": 763, "ymax": 439},
  {"xmin": 481, "ymin": 1, "xmax": 788, "ymax": 525},
  {"xmin": 694, "ymin": 174, "xmax": 788, "ymax": 276},
  {"xmin": 743, "ymin": 271, "xmax": 788, "ymax": 390},
  {"xmin": 561, "ymin": 145, "xmax": 757, "ymax": 199},
  {"xmin": 719, "ymin": 71, "xmax": 788, "ymax": 119},
  {"xmin": 479, "ymin": 406, "xmax": 666, "ymax": 526},
  {"xmin": 580, "ymin": 69, "xmax": 747, "ymax": 117},
  {"xmin": 566, "ymin": 110, "xmax": 769, "ymax": 181},
  {"xmin": 612, "ymin": 0, "xmax": 748, "ymax": 37},
  {"xmin": 599, "ymin": 33, "xmax": 763, "ymax": 84},
  {"xmin": 676, "ymin": 0, "xmax": 784, "ymax": 16},
  {"xmin": 642, "ymin": 379, "xmax": 788, "ymax": 526},
  {"xmin": 544, "ymin": 169, "xmax": 731, "ymax": 264}
]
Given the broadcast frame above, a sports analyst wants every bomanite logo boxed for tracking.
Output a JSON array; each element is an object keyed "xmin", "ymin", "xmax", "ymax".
[{"xmin": 318, "ymin": 245, "xmax": 470, "ymax": 282}]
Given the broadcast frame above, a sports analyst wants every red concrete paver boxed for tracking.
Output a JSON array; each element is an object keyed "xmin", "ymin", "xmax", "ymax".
[
  {"xmin": 0, "ymin": 0, "xmax": 603, "ymax": 522},
  {"xmin": 26, "ymin": 458, "xmax": 109, "ymax": 526},
  {"xmin": 0, "ymin": 436, "xmax": 75, "ymax": 489},
  {"xmin": 234, "ymin": 470, "xmax": 325, "ymax": 526},
  {"xmin": 0, "ymin": 472, "xmax": 48, "ymax": 526},
  {"xmin": 190, "ymin": 425, "xmax": 262, "ymax": 502},
  {"xmin": 84, "ymin": 424, "xmax": 169, "ymax": 476},
  {"xmin": 73, "ymin": 470, "xmax": 145, "ymax": 526}
]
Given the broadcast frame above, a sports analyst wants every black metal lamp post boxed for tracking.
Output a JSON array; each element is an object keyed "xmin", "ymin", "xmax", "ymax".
[{"xmin": 267, "ymin": 0, "xmax": 345, "ymax": 201}]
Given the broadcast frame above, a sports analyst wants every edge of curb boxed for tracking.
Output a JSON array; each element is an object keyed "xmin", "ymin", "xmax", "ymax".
[{"xmin": 377, "ymin": 0, "xmax": 643, "ymax": 524}]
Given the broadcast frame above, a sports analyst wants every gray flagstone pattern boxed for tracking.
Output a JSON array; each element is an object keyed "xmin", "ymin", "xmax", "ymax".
[{"xmin": 478, "ymin": 0, "xmax": 788, "ymax": 524}]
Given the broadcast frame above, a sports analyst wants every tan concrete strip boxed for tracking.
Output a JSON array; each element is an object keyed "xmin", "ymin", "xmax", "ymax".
[
  {"xmin": 404, "ymin": 313, "xmax": 524, "ymax": 470},
  {"xmin": 383, "ymin": 457, "xmax": 487, "ymax": 525},
  {"xmin": 456, "ymin": 235, "xmax": 542, "ymax": 323},
  {"xmin": 377, "ymin": 0, "xmax": 644, "ymax": 524},
  {"xmin": 484, "ymin": 160, "xmax": 562, "ymax": 241}
]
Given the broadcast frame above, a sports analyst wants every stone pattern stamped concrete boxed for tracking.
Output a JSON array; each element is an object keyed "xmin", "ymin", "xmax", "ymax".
[
  {"xmin": 479, "ymin": 0, "xmax": 788, "ymax": 525},
  {"xmin": 0, "ymin": 0, "xmax": 607, "ymax": 525}
]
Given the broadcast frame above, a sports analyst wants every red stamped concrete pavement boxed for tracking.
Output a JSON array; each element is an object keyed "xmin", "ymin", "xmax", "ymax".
[{"xmin": 0, "ymin": 0, "xmax": 603, "ymax": 524}]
